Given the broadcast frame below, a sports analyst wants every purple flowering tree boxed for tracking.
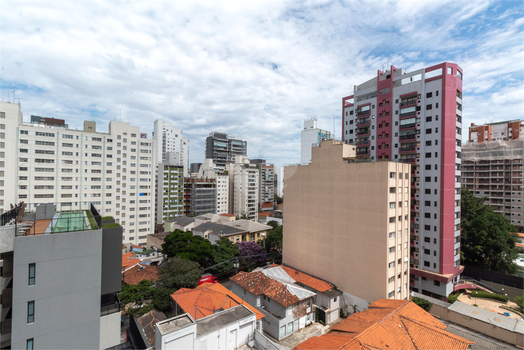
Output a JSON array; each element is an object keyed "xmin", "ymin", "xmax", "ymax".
[{"xmin": 235, "ymin": 241, "xmax": 266, "ymax": 271}]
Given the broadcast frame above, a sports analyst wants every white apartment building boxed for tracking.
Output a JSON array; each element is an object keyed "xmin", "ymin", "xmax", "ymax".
[
  {"xmin": 0, "ymin": 101, "xmax": 155, "ymax": 246},
  {"xmin": 301, "ymin": 118, "xmax": 331, "ymax": 165},
  {"xmin": 227, "ymin": 156, "xmax": 259, "ymax": 219},
  {"xmin": 342, "ymin": 62, "xmax": 463, "ymax": 299},
  {"xmin": 198, "ymin": 159, "xmax": 230, "ymax": 214},
  {"xmin": 152, "ymin": 119, "xmax": 189, "ymax": 176}
]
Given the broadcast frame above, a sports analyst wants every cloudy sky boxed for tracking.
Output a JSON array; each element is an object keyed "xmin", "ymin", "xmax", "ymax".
[{"xmin": 1, "ymin": 0, "xmax": 523, "ymax": 169}]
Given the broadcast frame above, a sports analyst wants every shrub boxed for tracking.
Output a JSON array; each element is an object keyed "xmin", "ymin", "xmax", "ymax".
[
  {"xmin": 471, "ymin": 290, "xmax": 509, "ymax": 302},
  {"xmin": 514, "ymin": 296, "xmax": 523, "ymax": 310},
  {"xmin": 447, "ymin": 292, "xmax": 462, "ymax": 304},
  {"xmin": 412, "ymin": 297, "xmax": 432, "ymax": 312}
]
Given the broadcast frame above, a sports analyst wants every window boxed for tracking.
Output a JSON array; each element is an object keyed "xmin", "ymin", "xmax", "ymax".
[
  {"xmin": 27, "ymin": 301, "xmax": 35, "ymax": 323},
  {"xmin": 388, "ymin": 291, "xmax": 394, "ymax": 298},
  {"xmin": 280, "ymin": 326, "xmax": 286, "ymax": 338},
  {"xmin": 389, "ymin": 202, "xmax": 395, "ymax": 208},
  {"xmin": 447, "ymin": 67, "xmax": 453, "ymax": 75},
  {"xmin": 434, "ymin": 280, "xmax": 440, "ymax": 286},
  {"xmin": 389, "ymin": 247, "xmax": 395, "ymax": 253},
  {"xmin": 26, "ymin": 339, "xmax": 34, "ymax": 350},
  {"xmin": 426, "ymin": 92, "xmax": 432, "ymax": 98},
  {"xmin": 426, "ymin": 128, "xmax": 432, "ymax": 134},
  {"xmin": 426, "ymin": 116, "xmax": 432, "ymax": 122},
  {"xmin": 389, "ymin": 232, "xmax": 395, "ymax": 239},
  {"xmin": 389, "ymin": 261, "xmax": 395, "ymax": 268},
  {"xmin": 28, "ymin": 263, "xmax": 35, "ymax": 286},
  {"xmin": 424, "ymin": 261, "xmax": 430, "ymax": 267},
  {"xmin": 425, "ymin": 177, "xmax": 431, "ymax": 182}
]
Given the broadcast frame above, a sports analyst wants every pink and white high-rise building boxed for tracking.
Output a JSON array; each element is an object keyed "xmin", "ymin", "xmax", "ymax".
[{"xmin": 342, "ymin": 62, "xmax": 464, "ymax": 299}]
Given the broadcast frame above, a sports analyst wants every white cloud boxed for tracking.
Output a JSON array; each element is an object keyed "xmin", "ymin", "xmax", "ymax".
[{"xmin": 0, "ymin": 0, "xmax": 522, "ymax": 169}]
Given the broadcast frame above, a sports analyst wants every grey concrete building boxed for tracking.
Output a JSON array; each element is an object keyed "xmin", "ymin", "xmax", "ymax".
[
  {"xmin": 183, "ymin": 178, "xmax": 217, "ymax": 217},
  {"xmin": 0, "ymin": 202, "xmax": 121, "ymax": 349},
  {"xmin": 205, "ymin": 132, "xmax": 247, "ymax": 169}
]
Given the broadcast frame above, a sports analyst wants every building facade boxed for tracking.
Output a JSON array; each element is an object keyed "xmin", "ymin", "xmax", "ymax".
[
  {"xmin": 0, "ymin": 102, "xmax": 155, "ymax": 246},
  {"xmin": 155, "ymin": 164, "xmax": 184, "ymax": 224},
  {"xmin": 0, "ymin": 202, "xmax": 121, "ymax": 349},
  {"xmin": 198, "ymin": 159, "xmax": 230, "ymax": 214},
  {"xmin": 341, "ymin": 63, "xmax": 463, "ymax": 299},
  {"xmin": 227, "ymin": 156, "xmax": 259, "ymax": 219},
  {"xmin": 469, "ymin": 120, "xmax": 523, "ymax": 143},
  {"xmin": 249, "ymin": 159, "xmax": 275, "ymax": 211},
  {"xmin": 205, "ymin": 132, "xmax": 247, "ymax": 169},
  {"xmin": 301, "ymin": 118, "xmax": 332, "ymax": 165},
  {"xmin": 462, "ymin": 140, "xmax": 524, "ymax": 232},
  {"xmin": 183, "ymin": 178, "xmax": 217, "ymax": 217},
  {"xmin": 284, "ymin": 140, "xmax": 410, "ymax": 304},
  {"xmin": 152, "ymin": 120, "xmax": 189, "ymax": 176}
]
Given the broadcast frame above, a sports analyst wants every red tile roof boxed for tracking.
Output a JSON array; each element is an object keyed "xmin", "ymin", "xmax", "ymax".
[
  {"xmin": 219, "ymin": 213, "xmax": 235, "ymax": 217},
  {"xmin": 122, "ymin": 252, "xmax": 139, "ymax": 269},
  {"xmin": 230, "ymin": 271, "xmax": 305, "ymax": 307},
  {"xmin": 295, "ymin": 299, "xmax": 474, "ymax": 350},
  {"xmin": 122, "ymin": 264, "xmax": 160, "ymax": 285},
  {"xmin": 270, "ymin": 264, "xmax": 333, "ymax": 292},
  {"xmin": 171, "ymin": 282, "xmax": 265, "ymax": 321},
  {"xmin": 258, "ymin": 212, "xmax": 271, "ymax": 217}
]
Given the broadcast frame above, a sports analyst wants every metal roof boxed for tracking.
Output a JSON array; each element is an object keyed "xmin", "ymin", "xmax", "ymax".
[{"xmin": 448, "ymin": 301, "xmax": 523, "ymax": 334}]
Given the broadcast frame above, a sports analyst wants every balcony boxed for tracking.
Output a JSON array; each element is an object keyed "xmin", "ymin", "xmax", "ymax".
[
  {"xmin": 399, "ymin": 111, "xmax": 416, "ymax": 119},
  {"xmin": 399, "ymin": 133, "xmax": 417, "ymax": 142},
  {"xmin": 356, "ymin": 119, "xmax": 370, "ymax": 127},
  {"xmin": 356, "ymin": 149, "xmax": 370, "ymax": 156},
  {"xmin": 357, "ymin": 109, "xmax": 371, "ymax": 116},
  {"xmin": 399, "ymin": 158, "xmax": 417, "ymax": 165},
  {"xmin": 399, "ymin": 144, "xmax": 418, "ymax": 153},
  {"xmin": 399, "ymin": 123, "xmax": 416, "ymax": 130},
  {"xmin": 356, "ymin": 129, "xmax": 370, "ymax": 136},
  {"xmin": 356, "ymin": 139, "xmax": 370, "ymax": 146}
]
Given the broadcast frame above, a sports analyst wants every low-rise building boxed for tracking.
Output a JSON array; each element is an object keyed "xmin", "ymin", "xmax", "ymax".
[
  {"xmin": 192, "ymin": 222, "xmax": 247, "ymax": 244},
  {"xmin": 122, "ymin": 264, "xmax": 160, "ymax": 285},
  {"xmin": 295, "ymin": 299, "xmax": 474, "ymax": 350},
  {"xmin": 222, "ymin": 219, "xmax": 272, "ymax": 243},
  {"xmin": 155, "ymin": 305, "xmax": 258, "ymax": 350},
  {"xmin": 230, "ymin": 269, "xmax": 316, "ymax": 341}
]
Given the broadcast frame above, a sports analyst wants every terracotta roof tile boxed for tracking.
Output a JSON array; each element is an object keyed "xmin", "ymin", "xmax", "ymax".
[
  {"xmin": 219, "ymin": 213, "xmax": 235, "ymax": 217},
  {"xmin": 295, "ymin": 299, "xmax": 474, "ymax": 350},
  {"xmin": 271, "ymin": 264, "xmax": 333, "ymax": 292},
  {"xmin": 122, "ymin": 252, "xmax": 139, "ymax": 269},
  {"xmin": 171, "ymin": 282, "xmax": 265, "ymax": 321},
  {"xmin": 230, "ymin": 271, "xmax": 302, "ymax": 307},
  {"xmin": 122, "ymin": 264, "xmax": 160, "ymax": 285}
]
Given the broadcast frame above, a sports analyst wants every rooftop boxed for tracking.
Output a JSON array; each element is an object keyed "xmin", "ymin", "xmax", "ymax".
[
  {"xmin": 173, "ymin": 216, "xmax": 195, "ymax": 227},
  {"xmin": 196, "ymin": 305, "xmax": 254, "ymax": 336},
  {"xmin": 231, "ymin": 271, "xmax": 315, "ymax": 307},
  {"xmin": 156, "ymin": 314, "xmax": 194, "ymax": 336},
  {"xmin": 137, "ymin": 310, "xmax": 167, "ymax": 347},
  {"xmin": 295, "ymin": 299, "xmax": 474, "ymax": 350},
  {"xmin": 222, "ymin": 219, "xmax": 272, "ymax": 233},
  {"xmin": 269, "ymin": 264, "xmax": 334, "ymax": 293},
  {"xmin": 220, "ymin": 213, "xmax": 235, "ymax": 217},
  {"xmin": 193, "ymin": 221, "xmax": 246, "ymax": 236},
  {"xmin": 171, "ymin": 282, "xmax": 265, "ymax": 321},
  {"xmin": 122, "ymin": 264, "xmax": 160, "ymax": 285}
]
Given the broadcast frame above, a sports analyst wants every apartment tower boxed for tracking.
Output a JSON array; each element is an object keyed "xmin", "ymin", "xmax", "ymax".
[
  {"xmin": 227, "ymin": 156, "xmax": 259, "ymax": 219},
  {"xmin": 155, "ymin": 164, "xmax": 184, "ymax": 224},
  {"xmin": 342, "ymin": 63, "xmax": 463, "ymax": 299},
  {"xmin": 0, "ymin": 102, "xmax": 155, "ymax": 246},
  {"xmin": 152, "ymin": 120, "xmax": 189, "ymax": 176},
  {"xmin": 198, "ymin": 159, "xmax": 230, "ymax": 214},
  {"xmin": 284, "ymin": 140, "xmax": 411, "ymax": 304},
  {"xmin": 301, "ymin": 118, "xmax": 331, "ymax": 164},
  {"xmin": 205, "ymin": 132, "xmax": 247, "ymax": 169},
  {"xmin": 249, "ymin": 159, "xmax": 275, "ymax": 211}
]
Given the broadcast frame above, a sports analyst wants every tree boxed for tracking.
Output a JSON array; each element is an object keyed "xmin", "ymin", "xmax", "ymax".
[
  {"xmin": 412, "ymin": 297, "xmax": 432, "ymax": 312},
  {"xmin": 461, "ymin": 187, "xmax": 519, "ymax": 274},
  {"xmin": 159, "ymin": 257, "xmax": 203, "ymax": 290},
  {"xmin": 236, "ymin": 241, "xmax": 266, "ymax": 271},
  {"xmin": 161, "ymin": 230, "xmax": 213, "ymax": 266},
  {"xmin": 260, "ymin": 225, "xmax": 283, "ymax": 253},
  {"xmin": 212, "ymin": 237, "xmax": 239, "ymax": 273},
  {"xmin": 266, "ymin": 220, "xmax": 279, "ymax": 230},
  {"xmin": 236, "ymin": 213, "xmax": 250, "ymax": 220},
  {"xmin": 120, "ymin": 279, "xmax": 155, "ymax": 305},
  {"xmin": 152, "ymin": 287, "xmax": 175, "ymax": 313},
  {"xmin": 515, "ymin": 296, "xmax": 523, "ymax": 311},
  {"xmin": 274, "ymin": 195, "xmax": 283, "ymax": 205}
]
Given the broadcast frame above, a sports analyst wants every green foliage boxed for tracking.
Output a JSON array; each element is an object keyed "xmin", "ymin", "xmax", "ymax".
[
  {"xmin": 266, "ymin": 220, "xmax": 279, "ymax": 230},
  {"xmin": 101, "ymin": 216, "xmax": 114, "ymax": 221},
  {"xmin": 161, "ymin": 230, "xmax": 212, "ymax": 266},
  {"xmin": 212, "ymin": 237, "xmax": 239, "ymax": 273},
  {"xmin": 84, "ymin": 210, "xmax": 98, "ymax": 229},
  {"xmin": 471, "ymin": 290, "xmax": 509, "ymax": 302},
  {"xmin": 235, "ymin": 213, "xmax": 250, "ymax": 220},
  {"xmin": 102, "ymin": 223, "xmax": 120, "ymax": 228},
  {"xmin": 274, "ymin": 195, "xmax": 283, "ymax": 205},
  {"xmin": 447, "ymin": 292, "xmax": 462, "ymax": 304},
  {"xmin": 152, "ymin": 287, "xmax": 175, "ymax": 313},
  {"xmin": 261, "ymin": 225, "xmax": 283, "ymax": 253},
  {"xmin": 461, "ymin": 187, "xmax": 519, "ymax": 274},
  {"xmin": 515, "ymin": 296, "xmax": 523, "ymax": 310},
  {"xmin": 120, "ymin": 280, "xmax": 155, "ymax": 306},
  {"xmin": 159, "ymin": 257, "xmax": 203, "ymax": 290},
  {"xmin": 412, "ymin": 297, "xmax": 432, "ymax": 312}
]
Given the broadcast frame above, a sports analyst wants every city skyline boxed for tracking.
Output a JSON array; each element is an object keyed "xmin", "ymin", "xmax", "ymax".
[{"xmin": 1, "ymin": 1, "xmax": 522, "ymax": 169}]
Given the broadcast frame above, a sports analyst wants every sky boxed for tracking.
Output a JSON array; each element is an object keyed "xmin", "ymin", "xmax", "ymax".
[{"xmin": 1, "ymin": 0, "xmax": 523, "ymax": 170}]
